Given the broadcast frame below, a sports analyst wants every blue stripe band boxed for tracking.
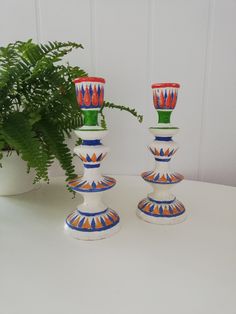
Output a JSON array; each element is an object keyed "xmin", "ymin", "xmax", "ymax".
[
  {"xmin": 148, "ymin": 197, "xmax": 176, "ymax": 204},
  {"xmin": 84, "ymin": 164, "xmax": 100, "ymax": 168},
  {"xmin": 71, "ymin": 185, "xmax": 114, "ymax": 193},
  {"xmin": 155, "ymin": 136, "xmax": 172, "ymax": 141},
  {"xmin": 143, "ymin": 178, "xmax": 181, "ymax": 185},
  {"xmin": 80, "ymin": 105, "xmax": 100, "ymax": 109},
  {"xmin": 82, "ymin": 140, "xmax": 101, "ymax": 146},
  {"xmin": 77, "ymin": 208, "xmax": 108, "ymax": 217},
  {"xmin": 155, "ymin": 158, "xmax": 171, "ymax": 162}
]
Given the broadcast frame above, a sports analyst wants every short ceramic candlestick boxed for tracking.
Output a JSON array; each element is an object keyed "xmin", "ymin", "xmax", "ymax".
[
  {"xmin": 137, "ymin": 83, "xmax": 186, "ymax": 224},
  {"xmin": 65, "ymin": 77, "xmax": 120, "ymax": 240}
]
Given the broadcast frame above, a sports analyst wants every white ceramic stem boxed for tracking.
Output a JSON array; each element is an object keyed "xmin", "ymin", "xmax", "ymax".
[
  {"xmin": 65, "ymin": 128, "xmax": 120, "ymax": 240},
  {"xmin": 137, "ymin": 127, "xmax": 186, "ymax": 224}
]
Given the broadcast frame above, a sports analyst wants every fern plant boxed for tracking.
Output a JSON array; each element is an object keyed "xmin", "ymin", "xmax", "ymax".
[{"xmin": 0, "ymin": 39, "xmax": 143, "ymax": 183}]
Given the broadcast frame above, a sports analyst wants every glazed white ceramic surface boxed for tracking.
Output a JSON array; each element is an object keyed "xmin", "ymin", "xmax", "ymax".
[
  {"xmin": 137, "ymin": 128, "xmax": 186, "ymax": 225},
  {"xmin": 65, "ymin": 129, "xmax": 120, "ymax": 240},
  {"xmin": 137, "ymin": 83, "xmax": 186, "ymax": 224}
]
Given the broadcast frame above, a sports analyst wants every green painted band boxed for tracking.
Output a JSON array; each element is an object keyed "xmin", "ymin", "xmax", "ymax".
[
  {"xmin": 83, "ymin": 110, "xmax": 99, "ymax": 126},
  {"xmin": 157, "ymin": 110, "xmax": 172, "ymax": 124}
]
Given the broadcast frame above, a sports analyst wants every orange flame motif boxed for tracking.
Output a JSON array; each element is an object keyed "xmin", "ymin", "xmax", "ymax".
[
  {"xmin": 92, "ymin": 85, "xmax": 98, "ymax": 106},
  {"xmin": 172, "ymin": 90, "xmax": 177, "ymax": 108},
  {"xmin": 164, "ymin": 148, "xmax": 170, "ymax": 156},
  {"xmin": 166, "ymin": 91, "xmax": 172, "ymax": 108},
  {"xmin": 84, "ymin": 85, "xmax": 90, "ymax": 106},
  {"xmin": 99, "ymin": 86, "xmax": 104, "ymax": 106},
  {"xmin": 160, "ymin": 90, "xmax": 165, "ymax": 108},
  {"xmin": 153, "ymin": 90, "xmax": 158, "ymax": 108}
]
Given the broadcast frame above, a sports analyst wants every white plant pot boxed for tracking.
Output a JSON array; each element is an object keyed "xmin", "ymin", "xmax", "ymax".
[{"xmin": 0, "ymin": 151, "xmax": 36, "ymax": 196}]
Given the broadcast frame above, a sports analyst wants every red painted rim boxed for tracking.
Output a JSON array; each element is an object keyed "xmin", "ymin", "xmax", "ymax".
[
  {"xmin": 74, "ymin": 77, "xmax": 105, "ymax": 84},
  {"xmin": 151, "ymin": 83, "xmax": 180, "ymax": 89}
]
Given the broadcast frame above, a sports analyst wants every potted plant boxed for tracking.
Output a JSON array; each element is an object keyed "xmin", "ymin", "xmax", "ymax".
[{"xmin": 0, "ymin": 40, "xmax": 142, "ymax": 195}]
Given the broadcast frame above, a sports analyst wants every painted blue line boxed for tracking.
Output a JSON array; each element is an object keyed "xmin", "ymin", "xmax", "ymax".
[
  {"xmin": 107, "ymin": 215, "xmax": 114, "ymax": 223},
  {"xmin": 155, "ymin": 136, "xmax": 172, "ymax": 141},
  {"xmin": 84, "ymin": 164, "xmax": 100, "ymax": 169},
  {"xmin": 77, "ymin": 208, "xmax": 108, "ymax": 217},
  {"xmin": 100, "ymin": 217, "xmax": 106, "ymax": 227},
  {"xmin": 148, "ymin": 197, "xmax": 176, "ymax": 204},
  {"xmin": 80, "ymin": 105, "xmax": 99, "ymax": 109},
  {"xmin": 72, "ymin": 180, "xmax": 86, "ymax": 188},
  {"xmin": 78, "ymin": 217, "xmax": 85, "ymax": 228},
  {"xmin": 155, "ymin": 158, "xmax": 171, "ymax": 162},
  {"xmin": 82, "ymin": 140, "xmax": 101, "ymax": 146},
  {"xmin": 69, "ymin": 215, "xmax": 79, "ymax": 224}
]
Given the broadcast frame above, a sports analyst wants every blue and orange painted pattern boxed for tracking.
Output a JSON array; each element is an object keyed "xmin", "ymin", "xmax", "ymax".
[
  {"xmin": 153, "ymin": 89, "xmax": 178, "ymax": 110},
  {"xmin": 149, "ymin": 147, "xmax": 177, "ymax": 157},
  {"xmin": 138, "ymin": 198, "xmax": 185, "ymax": 217},
  {"xmin": 141, "ymin": 171, "xmax": 183, "ymax": 184},
  {"xmin": 68, "ymin": 175, "xmax": 116, "ymax": 192},
  {"xmin": 79, "ymin": 152, "xmax": 107, "ymax": 163},
  {"xmin": 66, "ymin": 208, "xmax": 120, "ymax": 232},
  {"xmin": 76, "ymin": 83, "xmax": 104, "ymax": 109}
]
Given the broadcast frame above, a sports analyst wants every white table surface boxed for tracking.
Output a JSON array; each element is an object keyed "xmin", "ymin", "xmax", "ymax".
[{"xmin": 0, "ymin": 176, "xmax": 236, "ymax": 314}]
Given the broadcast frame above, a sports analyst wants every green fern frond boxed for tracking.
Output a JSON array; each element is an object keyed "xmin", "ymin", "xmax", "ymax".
[
  {"xmin": 101, "ymin": 101, "xmax": 143, "ymax": 123},
  {"xmin": 0, "ymin": 39, "xmax": 143, "ymax": 191},
  {"xmin": 36, "ymin": 118, "xmax": 77, "ymax": 181},
  {"xmin": 75, "ymin": 138, "xmax": 83, "ymax": 146},
  {"xmin": 100, "ymin": 110, "xmax": 107, "ymax": 129}
]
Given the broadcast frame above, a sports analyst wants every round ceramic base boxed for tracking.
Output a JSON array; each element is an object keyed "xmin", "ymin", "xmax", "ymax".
[
  {"xmin": 136, "ymin": 208, "xmax": 187, "ymax": 225},
  {"xmin": 137, "ymin": 197, "xmax": 186, "ymax": 225},
  {"xmin": 64, "ymin": 221, "xmax": 120, "ymax": 240},
  {"xmin": 64, "ymin": 208, "xmax": 120, "ymax": 241}
]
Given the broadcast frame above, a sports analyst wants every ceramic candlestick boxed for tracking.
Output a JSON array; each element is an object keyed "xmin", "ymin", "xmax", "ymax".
[
  {"xmin": 65, "ymin": 77, "xmax": 120, "ymax": 240},
  {"xmin": 137, "ymin": 83, "xmax": 186, "ymax": 224}
]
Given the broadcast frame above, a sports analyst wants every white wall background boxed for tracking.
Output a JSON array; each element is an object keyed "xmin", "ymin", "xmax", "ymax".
[{"xmin": 1, "ymin": 0, "xmax": 236, "ymax": 186}]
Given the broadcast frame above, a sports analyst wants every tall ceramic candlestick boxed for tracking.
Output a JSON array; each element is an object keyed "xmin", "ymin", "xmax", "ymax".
[
  {"xmin": 65, "ymin": 77, "xmax": 120, "ymax": 240},
  {"xmin": 137, "ymin": 83, "xmax": 186, "ymax": 224}
]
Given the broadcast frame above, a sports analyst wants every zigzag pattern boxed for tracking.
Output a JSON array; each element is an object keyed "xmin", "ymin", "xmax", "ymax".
[
  {"xmin": 149, "ymin": 147, "xmax": 177, "ymax": 157},
  {"xmin": 141, "ymin": 171, "xmax": 183, "ymax": 184},
  {"xmin": 68, "ymin": 175, "xmax": 116, "ymax": 192},
  {"xmin": 79, "ymin": 152, "xmax": 107, "ymax": 163},
  {"xmin": 66, "ymin": 208, "xmax": 120, "ymax": 232},
  {"xmin": 76, "ymin": 84, "xmax": 104, "ymax": 108},
  {"xmin": 138, "ymin": 198, "xmax": 185, "ymax": 217},
  {"xmin": 153, "ymin": 89, "xmax": 178, "ymax": 109}
]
